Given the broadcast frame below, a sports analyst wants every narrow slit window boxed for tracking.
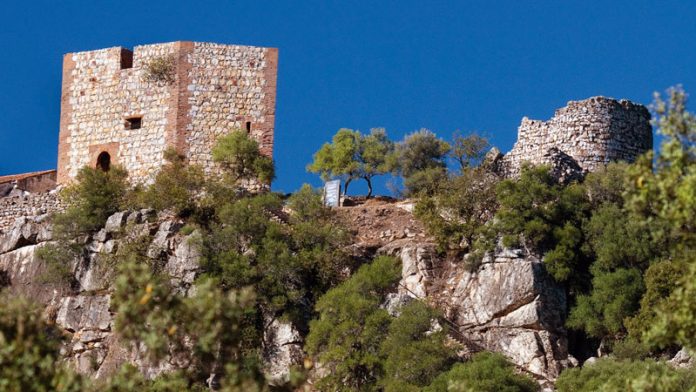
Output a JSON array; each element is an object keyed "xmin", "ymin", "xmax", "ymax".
[
  {"xmin": 245, "ymin": 121, "xmax": 252, "ymax": 134},
  {"xmin": 125, "ymin": 116, "xmax": 142, "ymax": 130}
]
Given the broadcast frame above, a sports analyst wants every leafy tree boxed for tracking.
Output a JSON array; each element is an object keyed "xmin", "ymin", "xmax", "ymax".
[
  {"xmin": 38, "ymin": 165, "xmax": 130, "ymax": 286},
  {"xmin": 112, "ymin": 258, "xmax": 266, "ymax": 389},
  {"xmin": 308, "ymin": 128, "xmax": 393, "ymax": 197},
  {"xmin": 567, "ymin": 268, "xmax": 645, "ymax": 339},
  {"xmin": 583, "ymin": 203, "xmax": 654, "ymax": 273},
  {"xmin": 415, "ymin": 167, "xmax": 499, "ymax": 252},
  {"xmin": 424, "ymin": 352, "xmax": 538, "ymax": 392},
  {"xmin": 305, "ymin": 256, "xmax": 401, "ymax": 391},
  {"xmin": 492, "ymin": 165, "xmax": 590, "ymax": 286},
  {"xmin": 201, "ymin": 189, "xmax": 352, "ymax": 325},
  {"xmin": 566, "ymin": 165, "xmax": 654, "ymax": 342},
  {"xmin": 212, "ymin": 130, "xmax": 275, "ymax": 185},
  {"xmin": 556, "ymin": 358, "xmax": 696, "ymax": 392},
  {"xmin": 388, "ymin": 129, "xmax": 451, "ymax": 196},
  {"xmin": 54, "ymin": 165, "xmax": 129, "ymax": 236},
  {"xmin": 142, "ymin": 148, "xmax": 205, "ymax": 217},
  {"xmin": 0, "ymin": 294, "xmax": 86, "ymax": 392},
  {"xmin": 99, "ymin": 365, "xmax": 200, "ymax": 392},
  {"xmin": 380, "ymin": 301, "xmax": 455, "ymax": 391},
  {"xmin": 450, "ymin": 132, "xmax": 490, "ymax": 172},
  {"xmin": 621, "ymin": 86, "xmax": 696, "ymax": 348},
  {"xmin": 627, "ymin": 259, "xmax": 687, "ymax": 341}
]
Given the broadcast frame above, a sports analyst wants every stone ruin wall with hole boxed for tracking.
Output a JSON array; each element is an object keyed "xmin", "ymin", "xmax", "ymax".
[
  {"xmin": 57, "ymin": 41, "xmax": 277, "ymax": 185},
  {"xmin": 501, "ymin": 97, "xmax": 653, "ymax": 176}
]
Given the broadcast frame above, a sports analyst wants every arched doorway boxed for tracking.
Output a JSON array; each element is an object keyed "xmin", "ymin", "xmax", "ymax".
[{"xmin": 96, "ymin": 152, "xmax": 111, "ymax": 172}]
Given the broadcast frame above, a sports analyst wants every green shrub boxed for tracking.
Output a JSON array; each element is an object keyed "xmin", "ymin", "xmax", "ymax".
[
  {"xmin": 491, "ymin": 165, "xmax": 590, "ymax": 285},
  {"xmin": 54, "ymin": 165, "xmax": 129, "ymax": 237},
  {"xmin": 415, "ymin": 167, "xmax": 499, "ymax": 252},
  {"xmin": 567, "ymin": 268, "xmax": 645, "ymax": 339},
  {"xmin": 212, "ymin": 131, "xmax": 275, "ymax": 185},
  {"xmin": 305, "ymin": 256, "xmax": 401, "ymax": 391},
  {"xmin": 424, "ymin": 352, "xmax": 538, "ymax": 392},
  {"xmin": 0, "ymin": 294, "xmax": 86, "ymax": 391},
  {"xmin": 380, "ymin": 301, "xmax": 455, "ymax": 391},
  {"xmin": 143, "ymin": 148, "xmax": 205, "ymax": 217},
  {"xmin": 388, "ymin": 129, "xmax": 451, "ymax": 196},
  {"xmin": 556, "ymin": 358, "xmax": 696, "ymax": 392},
  {"xmin": 112, "ymin": 259, "xmax": 265, "ymax": 388}
]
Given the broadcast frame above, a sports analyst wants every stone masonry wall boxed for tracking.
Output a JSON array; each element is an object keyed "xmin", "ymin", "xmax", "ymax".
[
  {"xmin": 0, "ymin": 192, "xmax": 62, "ymax": 234},
  {"xmin": 186, "ymin": 43, "xmax": 277, "ymax": 175},
  {"xmin": 58, "ymin": 43, "xmax": 177, "ymax": 184},
  {"xmin": 502, "ymin": 97, "xmax": 652, "ymax": 175},
  {"xmin": 57, "ymin": 41, "xmax": 277, "ymax": 185}
]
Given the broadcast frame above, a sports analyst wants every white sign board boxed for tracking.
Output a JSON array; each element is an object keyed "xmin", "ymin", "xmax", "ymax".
[{"xmin": 324, "ymin": 180, "xmax": 341, "ymax": 207}]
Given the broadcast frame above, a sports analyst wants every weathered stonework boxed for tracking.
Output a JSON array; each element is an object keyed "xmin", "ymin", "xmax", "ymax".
[
  {"xmin": 502, "ymin": 97, "xmax": 652, "ymax": 176},
  {"xmin": 0, "ymin": 192, "xmax": 62, "ymax": 234},
  {"xmin": 57, "ymin": 41, "xmax": 278, "ymax": 184}
]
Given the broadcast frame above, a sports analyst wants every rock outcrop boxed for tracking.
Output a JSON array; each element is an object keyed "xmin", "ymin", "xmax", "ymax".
[
  {"xmin": 0, "ymin": 210, "xmax": 304, "ymax": 383},
  {"xmin": 342, "ymin": 199, "xmax": 572, "ymax": 383},
  {"xmin": 1, "ymin": 198, "xmax": 573, "ymax": 385}
]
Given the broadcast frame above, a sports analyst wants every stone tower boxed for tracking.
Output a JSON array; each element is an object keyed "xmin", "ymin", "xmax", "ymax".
[
  {"xmin": 500, "ymin": 97, "xmax": 652, "ymax": 177},
  {"xmin": 57, "ymin": 41, "xmax": 278, "ymax": 184}
]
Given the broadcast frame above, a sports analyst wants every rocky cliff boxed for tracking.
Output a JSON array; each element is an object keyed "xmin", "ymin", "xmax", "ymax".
[{"xmin": 0, "ymin": 198, "xmax": 572, "ymax": 386}]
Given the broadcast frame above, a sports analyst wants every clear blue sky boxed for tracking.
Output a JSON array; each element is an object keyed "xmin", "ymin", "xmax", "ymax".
[{"xmin": 1, "ymin": 0, "xmax": 695, "ymax": 194}]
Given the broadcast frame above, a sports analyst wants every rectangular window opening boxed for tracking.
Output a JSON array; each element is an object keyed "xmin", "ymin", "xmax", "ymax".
[
  {"xmin": 245, "ymin": 121, "xmax": 252, "ymax": 134},
  {"xmin": 124, "ymin": 116, "xmax": 142, "ymax": 130},
  {"xmin": 120, "ymin": 48, "xmax": 134, "ymax": 70}
]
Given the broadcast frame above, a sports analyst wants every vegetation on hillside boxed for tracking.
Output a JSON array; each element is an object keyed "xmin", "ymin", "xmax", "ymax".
[{"xmin": 4, "ymin": 86, "xmax": 696, "ymax": 390}]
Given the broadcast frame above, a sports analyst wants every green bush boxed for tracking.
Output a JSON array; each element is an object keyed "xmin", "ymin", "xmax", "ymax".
[
  {"xmin": 556, "ymin": 358, "xmax": 696, "ymax": 392},
  {"xmin": 388, "ymin": 129, "xmax": 451, "ymax": 196},
  {"xmin": 305, "ymin": 256, "xmax": 401, "ymax": 391},
  {"xmin": 424, "ymin": 352, "xmax": 538, "ymax": 392},
  {"xmin": 212, "ymin": 131, "xmax": 275, "ymax": 185},
  {"xmin": 112, "ymin": 259, "xmax": 265, "ymax": 388},
  {"xmin": 0, "ymin": 294, "xmax": 86, "ymax": 391},
  {"xmin": 567, "ymin": 268, "xmax": 645, "ymax": 339},
  {"xmin": 380, "ymin": 301, "xmax": 455, "ymax": 391},
  {"xmin": 142, "ymin": 149, "xmax": 205, "ymax": 217},
  {"xmin": 491, "ymin": 165, "xmax": 590, "ymax": 285},
  {"xmin": 415, "ymin": 167, "xmax": 499, "ymax": 252},
  {"xmin": 54, "ymin": 165, "xmax": 129, "ymax": 237}
]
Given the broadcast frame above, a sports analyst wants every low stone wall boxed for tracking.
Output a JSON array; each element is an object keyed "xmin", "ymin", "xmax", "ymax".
[{"xmin": 0, "ymin": 192, "xmax": 63, "ymax": 234}]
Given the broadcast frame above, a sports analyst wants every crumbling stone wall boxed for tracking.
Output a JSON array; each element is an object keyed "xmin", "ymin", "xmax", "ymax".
[
  {"xmin": 502, "ymin": 97, "xmax": 652, "ymax": 175},
  {"xmin": 0, "ymin": 192, "xmax": 62, "ymax": 234},
  {"xmin": 57, "ymin": 41, "xmax": 277, "ymax": 185}
]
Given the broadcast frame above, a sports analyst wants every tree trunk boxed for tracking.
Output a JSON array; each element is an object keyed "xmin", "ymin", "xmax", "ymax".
[
  {"xmin": 365, "ymin": 177, "xmax": 373, "ymax": 199},
  {"xmin": 343, "ymin": 178, "xmax": 352, "ymax": 198}
]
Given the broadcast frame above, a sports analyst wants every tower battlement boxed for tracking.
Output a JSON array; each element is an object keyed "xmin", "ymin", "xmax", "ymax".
[
  {"xmin": 57, "ymin": 41, "xmax": 278, "ymax": 184},
  {"xmin": 501, "ymin": 96, "xmax": 652, "ymax": 176}
]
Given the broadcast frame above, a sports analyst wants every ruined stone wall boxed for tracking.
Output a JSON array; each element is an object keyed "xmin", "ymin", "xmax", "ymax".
[
  {"xmin": 57, "ymin": 41, "xmax": 277, "ymax": 185},
  {"xmin": 502, "ymin": 97, "xmax": 652, "ymax": 175},
  {"xmin": 0, "ymin": 192, "xmax": 62, "ymax": 234}
]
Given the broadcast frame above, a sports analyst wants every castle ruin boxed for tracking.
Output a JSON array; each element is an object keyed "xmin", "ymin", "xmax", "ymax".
[
  {"xmin": 499, "ymin": 96, "xmax": 653, "ymax": 177},
  {"xmin": 0, "ymin": 43, "xmax": 655, "ymax": 231},
  {"xmin": 57, "ymin": 41, "xmax": 278, "ymax": 184}
]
